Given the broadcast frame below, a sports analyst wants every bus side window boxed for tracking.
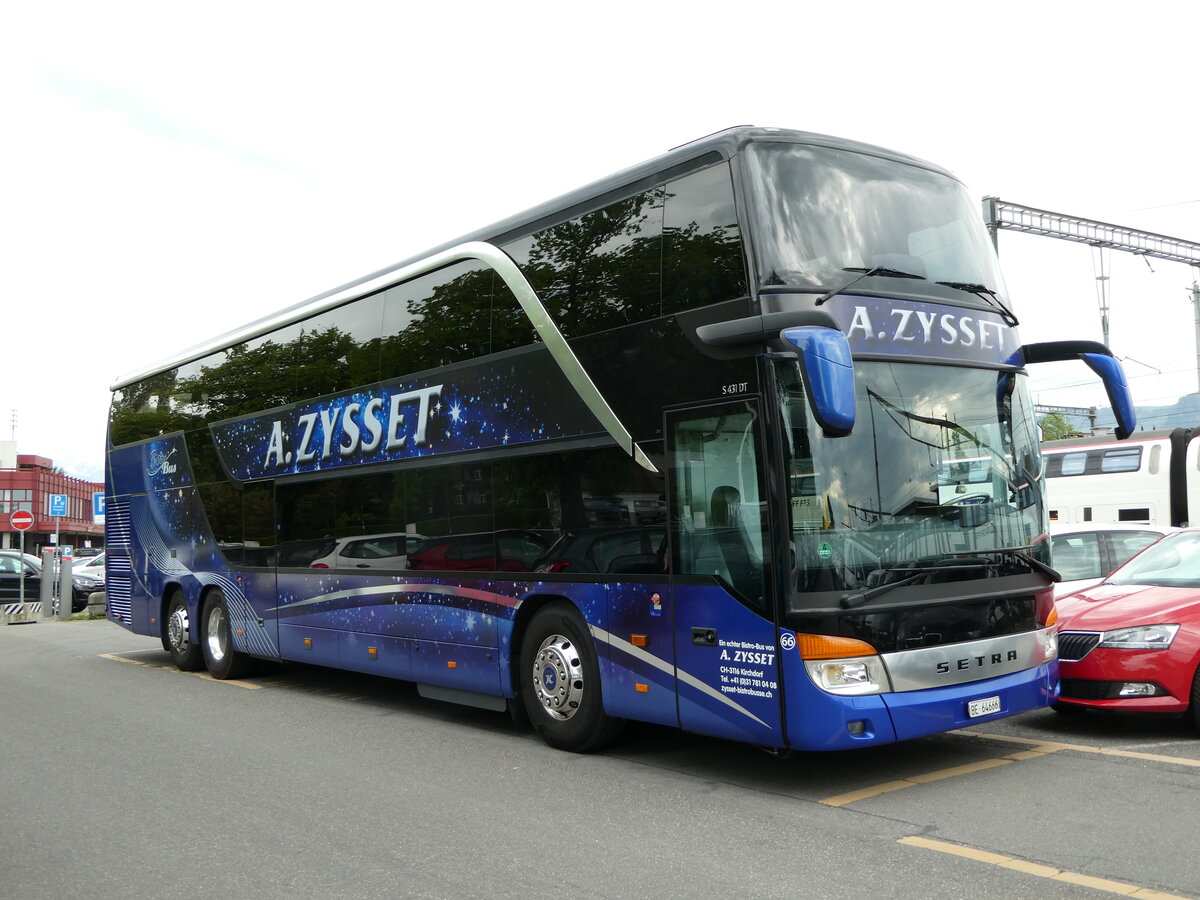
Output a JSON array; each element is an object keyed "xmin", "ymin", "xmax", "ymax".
[{"xmin": 663, "ymin": 164, "xmax": 746, "ymax": 313}]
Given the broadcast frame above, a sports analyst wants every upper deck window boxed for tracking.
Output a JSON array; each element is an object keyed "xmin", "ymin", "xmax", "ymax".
[{"xmin": 743, "ymin": 142, "xmax": 1008, "ymax": 310}]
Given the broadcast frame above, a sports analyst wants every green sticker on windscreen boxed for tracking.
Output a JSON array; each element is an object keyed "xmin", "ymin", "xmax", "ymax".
[{"xmin": 817, "ymin": 542, "xmax": 833, "ymax": 559}]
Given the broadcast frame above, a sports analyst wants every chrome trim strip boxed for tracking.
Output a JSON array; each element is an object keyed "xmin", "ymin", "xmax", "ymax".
[
  {"xmin": 113, "ymin": 241, "xmax": 656, "ymax": 473},
  {"xmin": 881, "ymin": 627, "xmax": 1056, "ymax": 692},
  {"xmin": 591, "ymin": 624, "xmax": 769, "ymax": 728}
]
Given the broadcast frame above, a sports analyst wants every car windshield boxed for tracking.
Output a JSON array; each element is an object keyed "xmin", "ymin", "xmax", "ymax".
[
  {"xmin": 775, "ymin": 357, "xmax": 1047, "ymax": 609},
  {"xmin": 744, "ymin": 141, "xmax": 1009, "ymax": 312},
  {"xmin": 1107, "ymin": 530, "xmax": 1200, "ymax": 588}
]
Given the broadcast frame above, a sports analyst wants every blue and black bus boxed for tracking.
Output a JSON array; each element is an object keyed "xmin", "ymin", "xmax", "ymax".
[{"xmin": 105, "ymin": 127, "xmax": 1135, "ymax": 752}]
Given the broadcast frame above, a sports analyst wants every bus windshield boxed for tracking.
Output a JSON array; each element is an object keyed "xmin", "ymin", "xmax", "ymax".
[
  {"xmin": 745, "ymin": 141, "xmax": 1008, "ymax": 310},
  {"xmin": 775, "ymin": 358, "xmax": 1047, "ymax": 608}
]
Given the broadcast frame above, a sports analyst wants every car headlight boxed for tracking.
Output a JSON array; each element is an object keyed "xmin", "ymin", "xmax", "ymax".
[
  {"xmin": 1098, "ymin": 624, "xmax": 1180, "ymax": 650},
  {"xmin": 72, "ymin": 575, "xmax": 99, "ymax": 589}
]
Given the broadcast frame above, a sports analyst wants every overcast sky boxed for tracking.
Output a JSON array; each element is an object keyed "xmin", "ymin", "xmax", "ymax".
[{"xmin": 5, "ymin": 1, "xmax": 1199, "ymax": 482}]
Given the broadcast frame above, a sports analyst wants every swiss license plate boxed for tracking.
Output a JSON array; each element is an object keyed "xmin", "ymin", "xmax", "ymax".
[{"xmin": 968, "ymin": 695, "xmax": 1002, "ymax": 718}]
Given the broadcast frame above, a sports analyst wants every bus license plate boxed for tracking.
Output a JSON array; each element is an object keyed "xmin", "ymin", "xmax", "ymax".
[{"xmin": 968, "ymin": 696, "xmax": 1002, "ymax": 718}]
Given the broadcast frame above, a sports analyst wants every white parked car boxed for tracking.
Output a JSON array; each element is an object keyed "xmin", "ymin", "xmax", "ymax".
[
  {"xmin": 71, "ymin": 552, "xmax": 106, "ymax": 579},
  {"xmin": 1049, "ymin": 522, "xmax": 1175, "ymax": 598},
  {"xmin": 307, "ymin": 534, "xmax": 427, "ymax": 570}
]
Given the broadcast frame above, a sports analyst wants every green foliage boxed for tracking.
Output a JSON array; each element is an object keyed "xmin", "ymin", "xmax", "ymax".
[{"xmin": 1038, "ymin": 413, "xmax": 1076, "ymax": 442}]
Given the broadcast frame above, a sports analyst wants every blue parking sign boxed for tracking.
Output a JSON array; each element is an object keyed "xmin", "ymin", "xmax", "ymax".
[
  {"xmin": 92, "ymin": 492, "xmax": 106, "ymax": 518},
  {"xmin": 49, "ymin": 494, "xmax": 68, "ymax": 517}
]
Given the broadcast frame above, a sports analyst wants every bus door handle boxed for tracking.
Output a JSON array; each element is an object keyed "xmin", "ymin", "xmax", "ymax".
[{"xmin": 691, "ymin": 627, "xmax": 718, "ymax": 647}]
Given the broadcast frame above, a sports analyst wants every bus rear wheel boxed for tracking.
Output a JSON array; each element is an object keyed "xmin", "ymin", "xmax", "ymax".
[
  {"xmin": 520, "ymin": 603, "xmax": 623, "ymax": 753},
  {"xmin": 164, "ymin": 591, "xmax": 203, "ymax": 671},
  {"xmin": 201, "ymin": 590, "xmax": 254, "ymax": 680}
]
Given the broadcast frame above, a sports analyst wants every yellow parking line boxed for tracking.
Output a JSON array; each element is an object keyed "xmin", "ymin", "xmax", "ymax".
[
  {"xmin": 900, "ymin": 836, "xmax": 1188, "ymax": 898},
  {"xmin": 961, "ymin": 730, "xmax": 1200, "ymax": 770},
  {"xmin": 99, "ymin": 653, "xmax": 262, "ymax": 689},
  {"xmin": 823, "ymin": 731, "xmax": 1200, "ymax": 808},
  {"xmin": 821, "ymin": 758, "xmax": 1014, "ymax": 807}
]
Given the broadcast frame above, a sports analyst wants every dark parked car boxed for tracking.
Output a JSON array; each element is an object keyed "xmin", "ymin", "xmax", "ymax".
[{"xmin": 0, "ymin": 550, "xmax": 99, "ymax": 613}]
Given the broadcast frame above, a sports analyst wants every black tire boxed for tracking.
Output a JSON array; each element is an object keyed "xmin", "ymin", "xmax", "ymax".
[
  {"xmin": 519, "ymin": 603, "xmax": 624, "ymax": 752},
  {"xmin": 200, "ymin": 590, "xmax": 254, "ymax": 679},
  {"xmin": 71, "ymin": 592, "xmax": 88, "ymax": 614},
  {"xmin": 1051, "ymin": 701, "xmax": 1086, "ymax": 715},
  {"xmin": 163, "ymin": 591, "xmax": 204, "ymax": 671},
  {"xmin": 1190, "ymin": 666, "xmax": 1200, "ymax": 733}
]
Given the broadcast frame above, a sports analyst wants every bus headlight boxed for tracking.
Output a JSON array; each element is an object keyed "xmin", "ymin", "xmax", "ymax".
[{"xmin": 804, "ymin": 656, "xmax": 891, "ymax": 695}]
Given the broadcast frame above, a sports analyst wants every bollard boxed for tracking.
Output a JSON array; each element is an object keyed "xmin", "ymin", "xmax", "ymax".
[
  {"xmin": 40, "ymin": 549, "xmax": 55, "ymax": 619},
  {"xmin": 86, "ymin": 591, "xmax": 106, "ymax": 618},
  {"xmin": 57, "ymin": 556, "xmax": 73, "ymax": 621}
]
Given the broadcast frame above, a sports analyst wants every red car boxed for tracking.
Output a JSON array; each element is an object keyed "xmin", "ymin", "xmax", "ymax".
[{"xmin": 1055, "ymin": 527, "xmax": 1200, "ymax": 725}]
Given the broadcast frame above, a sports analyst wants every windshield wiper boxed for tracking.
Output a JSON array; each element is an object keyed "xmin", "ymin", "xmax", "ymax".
[
  {"xmin": 840, "ymin": 559, "xmax": 991, "ymax": 609},
  {"xmin": 936, "ymin": 281, "xmax": 1019, "ymax": 327},
  {"xmin": 815, "ymin": 266, "xmax": 926, "ymax": 306},
  {"xmin": 940, "ymin": 545, "xmax": 1060, "ymax": 582}
]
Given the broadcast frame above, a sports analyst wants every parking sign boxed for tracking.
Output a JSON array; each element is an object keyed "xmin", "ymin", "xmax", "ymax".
[
  {"xmin": 92, "ymin": 492, "xmax": 106, "ymax": 518},
  {"xmin": 49, "ymin": 494, "xmax": 68, "ymax": 517}
]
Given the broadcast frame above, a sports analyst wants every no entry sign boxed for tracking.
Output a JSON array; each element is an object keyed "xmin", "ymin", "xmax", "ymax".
[{"xmin": 10, "ymin": 510, "xmax": 34, "ymax": 531}]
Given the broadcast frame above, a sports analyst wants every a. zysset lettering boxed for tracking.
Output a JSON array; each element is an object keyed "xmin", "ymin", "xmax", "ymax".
[{"xmin": 263, "ymin": 384, "xmax": 442, "ymax": 469}]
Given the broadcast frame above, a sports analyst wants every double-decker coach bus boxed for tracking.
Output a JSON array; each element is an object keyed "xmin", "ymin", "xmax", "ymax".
[{"xmin": 106, "ymin": 127, "xmax": 1136, "ymax": 753}]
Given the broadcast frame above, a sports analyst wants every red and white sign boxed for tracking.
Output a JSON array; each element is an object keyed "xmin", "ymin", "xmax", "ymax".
[{"xmin": 10, "ymin": 510, "xmax": 34, "ymax": 531}]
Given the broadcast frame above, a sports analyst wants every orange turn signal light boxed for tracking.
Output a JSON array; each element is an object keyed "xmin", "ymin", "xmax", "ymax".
[
  {"xmin": 796, "ymin": 633, "xmax": 878, "ymax": 660},
  {"xmin": 1045, "ymin": 605, "xmax": 1058, "ymax": 628}
]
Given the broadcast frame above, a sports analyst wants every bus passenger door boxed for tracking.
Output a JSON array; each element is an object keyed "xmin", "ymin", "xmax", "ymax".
[{"xmin": 666, "ymin": 400, "xmax": 785, "ymax": 746}]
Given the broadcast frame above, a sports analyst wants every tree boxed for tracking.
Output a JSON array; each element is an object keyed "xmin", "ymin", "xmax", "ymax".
[{"xmin": 1038, "ymin": 413, "xmax": 1076, "ymax": 442}]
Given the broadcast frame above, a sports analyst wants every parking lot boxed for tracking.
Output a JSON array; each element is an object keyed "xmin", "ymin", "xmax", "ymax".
[{"xmin": 2, "ymin": 618, "xmax": 1196, "ymax": 899}]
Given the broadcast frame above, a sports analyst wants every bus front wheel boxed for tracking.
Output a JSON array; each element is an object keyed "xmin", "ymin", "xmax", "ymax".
[
  {"xmin": 520, "ymin": 603, "xmax": 624, "ymax": 753},
  {"xmin": 164, "ymin": 590, "xmax": 203, "ymax": 672},
  {"xmin": 201, "ymin": 590, "xmax": 254, "ymax": 680}
]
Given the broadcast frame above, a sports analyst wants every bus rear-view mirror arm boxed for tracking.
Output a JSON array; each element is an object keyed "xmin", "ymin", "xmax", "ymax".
[
  {"xmin": 1020, "ymin": 340, "xmax": 1136, "ymax": 440},
  {"xmin": 695, "ymin": 310, "xmax": 856, "ymax": 438}
]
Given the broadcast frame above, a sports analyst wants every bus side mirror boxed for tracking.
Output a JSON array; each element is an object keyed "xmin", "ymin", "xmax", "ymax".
[
  {"xmin": 781, "ymin": 326, "xmax": 856, "ymax": 437},
  {"xmin": 1021, "ymin": 341, "xmax": 1135, "ymax": 440}
]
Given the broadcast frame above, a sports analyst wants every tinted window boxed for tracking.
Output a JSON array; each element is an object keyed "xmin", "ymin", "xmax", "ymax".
[
  {"xmin": 380, "ymin": 260, "xmax": 493, "ymax": 378},
  {"xmin": 242, "ymin": 482, "xmax": 276, "ymax": 566},
  {"xmin": 662, "ymin": 165, "xmax": 746, "ymax": 312},
  {"xmin": 110, "ymin": 355, "xmax": 224, "ymax": 446},
  {"xmin": 491, "ymin": 243, "xmax": 540, "ymax": 354},
  {"xmin": 276, "ymin": 471, "xmax": 406, "ymax": 565},
  {"xmin": 198, "ymin": 481, "xmax": 242, "ymax": 559},
  {"xmin": 405, "ymin": 464, "xmax": 496, "ymax": 571},
  {"xmin": 516, "ymin": 190, "xmax": 664, "ymax": 337},
  {"xmin": 294, "ymin": 293, "xmax": 386, "ymax": 398}
]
